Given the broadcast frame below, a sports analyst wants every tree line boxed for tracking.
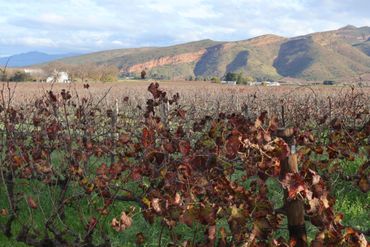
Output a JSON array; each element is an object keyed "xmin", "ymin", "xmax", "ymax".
[{"xmin": 0, "ymin": 62, "xmax": 121, "ymax": 82}]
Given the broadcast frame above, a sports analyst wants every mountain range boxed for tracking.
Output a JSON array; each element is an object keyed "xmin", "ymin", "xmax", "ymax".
[
  {"xmin": 0, "ymin": 52, "xmax": 77, "ymax": 68},
  {"xmin": 11, "ymin": 25, "xmax": 370, "ymax": 81}
]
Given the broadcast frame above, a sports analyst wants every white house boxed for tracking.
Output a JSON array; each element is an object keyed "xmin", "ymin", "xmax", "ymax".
[
  {"xmin": 267, "ymin": 81, "xmax": 281, "ymax": 86},
  {"xmin": 249, "ymin": 81, "xmax": 263, "ymax": 86},
  {"xmin": 221, "ymin": 81, "xmax": 237, "ymax": 85},
  {"xmin": 46, "ymin": 71, "xmax": 70, "ymax": 83},
  {"xmin": 23, "ymin": 68, "xmax": 43, "ymax": 75},
  {"xmin": 249, "ymin": 81, "xmax": 280, "ymax": 86}
]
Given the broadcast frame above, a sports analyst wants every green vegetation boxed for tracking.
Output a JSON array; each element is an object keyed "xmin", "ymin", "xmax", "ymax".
[
  {"xmin": 223, "ymin": 72, "xmax": 254, "ymax": 84},
  {"xmin": 0, "ymin": 70, "xmax": 35, "ymax": 82},
  {"xmin": 210, "ymin": 77, "xmax": 220, "ymax": 83},
  {"xmin": 9, "ymin": 71, "xmax": 33, "ymax": 82}
]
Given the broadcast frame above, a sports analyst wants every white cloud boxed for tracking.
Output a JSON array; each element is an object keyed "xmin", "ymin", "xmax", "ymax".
[
  {"xmin": 112, "ymin": 40, "xmax": 124, "ymax": 45},
  {"xmin": 38, "ymin": 13, "xmax": 65, "ymax": 25},
  {"xmin": 21, "ymin": 37, "xmax": 56, "ymax": 47},
  {"xmin": 0, "ymin": 37, "xmax": 56, "ymax": 47},
  {"xmin": 0, "ymin": 0, "xmax": 368, "ymax": 55}
]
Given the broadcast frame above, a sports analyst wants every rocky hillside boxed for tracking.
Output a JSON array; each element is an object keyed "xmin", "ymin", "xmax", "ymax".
[{"xmin": 49, "ymin": 25, "xmax": 370, "ymax": 81}]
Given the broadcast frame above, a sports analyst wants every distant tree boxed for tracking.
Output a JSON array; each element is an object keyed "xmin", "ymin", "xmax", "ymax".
[
  {"xmin": 100, "ymin": 65, "xmax": 120, "ymax": 82},
  {"xmin": 73, "ymin": 63, "xmax": 91, "ymax": 82},
  {"xmin": 224, "ymin": 72, "xmax": 238, "ymax": 81},
  {"xmin": 0, "ymin": 69, "xmax": 8, "ymax": 81},
  {"xmin": 9, "ymin": 71, "xmax": 33, "ymax": 82},
  {"xmin": 256, "ymin": 76, "xmax": 273, "ymax": 82},
  {"xmin": 87, "ymin": 65, "xmax": 102, "ymax": 82},
  {"xmin": 195, "ymin": 76, "xmax": 204, "ymax": 81},
  {"xmin": 43, "ymin": 61, "xmax": 67, "ymax": 75},
  {"xmin": 237, "ymin": 72, "xmax": 244, "ymax": 84},
  {"xmin": 235, "ymin": 72, "xmax": 254, "ymax": 85},
  {"xmin": 0, "ymin": 74, "xmax": 7, "ymax": 82},
  {"xmin": 141, "ymin": 70, "xmax": 146, "ymax": 79},
  {"xmin": 0, "ymin": 65, "xmax": 7, "ymax": 82},
  {"xmin": 244, "ymin": 76, "xmax": 254, "ymax": 83}
]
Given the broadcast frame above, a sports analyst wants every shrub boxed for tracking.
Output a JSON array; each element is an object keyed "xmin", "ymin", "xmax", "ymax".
[{"xmin": 210, "ymin": 77, "xmax": 221, "ymax": 83}]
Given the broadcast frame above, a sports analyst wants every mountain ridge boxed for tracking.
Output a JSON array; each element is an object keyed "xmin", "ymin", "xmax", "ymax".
[
  {"xmin": 35, "ymin": 25, "xmax": 370, "ymax": 80},
  {"xmin": 0, "ymin": 51, "xmax": 78, "ymax": 67}
]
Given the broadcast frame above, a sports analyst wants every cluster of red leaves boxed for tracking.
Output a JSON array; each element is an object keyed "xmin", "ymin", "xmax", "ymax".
[{"xmin": 0, "ymin": 83, "xmax": 368, "ymax": 246}]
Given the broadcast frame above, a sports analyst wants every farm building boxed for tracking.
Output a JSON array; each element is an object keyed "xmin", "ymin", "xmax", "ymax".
[
  {"xmin": 23, "ymin": 68, "xmax": 43, "ymax": 75},
  {"xmin": 249, "ymin": 81, "xmax": 262, "ymax": 86},
  {"xmin": 249, "ymin": 81, "xmax": 280, "ymax": 86},
  {"xmin": 46, "ymin": 71, "xmax": 70, "ymax": 83},
  {"xmin": 267, "ymin": 81, "xmax": 281, "ymax": 86},
  {"xmin": 221, "ymin": 81, "xmax": 237, "ymax": 85}
]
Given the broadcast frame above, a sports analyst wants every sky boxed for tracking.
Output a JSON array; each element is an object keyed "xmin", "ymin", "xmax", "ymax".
[{"xmin": 0, "ymin": 0, "xmax": 370, "ymax": 56}]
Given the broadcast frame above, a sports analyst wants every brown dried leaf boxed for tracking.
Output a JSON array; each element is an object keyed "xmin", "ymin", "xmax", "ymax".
[
  {"xmin": 111, "ymin": 211, "xmax": 133, "ymax": 232},
  {"xmin": 151, "ymin": 198, "xmax": 161, "ymax": 213},
  {"xmin": 27, "ymin": 196, "xmax": 38, "ymax": 209},
  {"xmin": 0, "ymin": 208, "xmax": 8, "ymax": 216}
]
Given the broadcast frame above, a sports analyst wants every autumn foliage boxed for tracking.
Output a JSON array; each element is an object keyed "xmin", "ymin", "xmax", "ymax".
[{"xmin": 0, "ymin": 82, "xmax": 369, "ymax": 246}]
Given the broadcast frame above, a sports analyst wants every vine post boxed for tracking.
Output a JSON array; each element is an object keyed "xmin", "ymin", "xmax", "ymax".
[{"xmin": 279, "ymin": 129, "xmax": 307, "ymax": 247}]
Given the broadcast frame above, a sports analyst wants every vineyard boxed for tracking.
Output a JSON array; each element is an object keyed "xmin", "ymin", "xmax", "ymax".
[{"xmin": 0, "ymin": 82, "xmax": 369, "ymax": 247}]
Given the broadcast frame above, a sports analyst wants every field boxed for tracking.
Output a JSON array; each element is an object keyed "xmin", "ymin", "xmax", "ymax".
[{"xmin": 0, "ymin": 81, "xmax": 369, "ymax": 247}]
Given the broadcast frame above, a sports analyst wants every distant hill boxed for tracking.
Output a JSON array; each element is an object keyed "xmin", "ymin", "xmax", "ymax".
[
  {"xmin": 44, "ymin": 25, "xmax": 370, "ymax": 81},
  {"xmin": 0, "ymin": 51, "xmax": 77, "ymax": 67}
]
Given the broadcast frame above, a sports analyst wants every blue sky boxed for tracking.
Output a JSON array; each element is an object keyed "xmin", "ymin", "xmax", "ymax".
[{"xmin": 0, "ymin": 0, "xmax": 369, "ymax": 56}]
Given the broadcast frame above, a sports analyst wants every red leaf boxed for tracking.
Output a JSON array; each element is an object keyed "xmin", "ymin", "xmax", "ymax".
[
  {"xmin": 27, "ymin": 197, "xmax": 38, "ymax": 209},
  {"xmin": 226, "ymin": 135, "xmax": 240, "ymax": 159},
  {"xmin": 255, "ymin": 111, "xmax": 268, "ymax": 129},
  {"xmin": 109, "ymin": 163, "xmax": 123, "ymax": 178},
  {"xmin": 281, "ymin": 173, "xmax": 308, "ymax": 199},
  {"xmin": 142, "ymin": 127, "xmax": 155, "ymax": 148},
  {"xmin": 176, "ymin": 109, "xmax": 186, "ymax": 119},
  {"xmin": 97, "ymin": 163, "xmax": 108, "ymax": 177},
  {"xmin": 268, "ymin": 116, "xmax": 279, "ymax": 132},
  {"xmin": 163, "ymin": 141, "xmax": 175, "ymax": 153},
  {"xmin": 179, "ymin": 140, "xmax": 191, "ymax": 156},
  {"xmin": 86, "ymin": 217, "xmax": 97, "ymax": 231},
  {"xmin": 358, "ymin": 176, "xmax": 369, "ymax": 193},
  {"xmin": 208, "ymin": 225, "xmax": 216, "ymax": 244},
  {"xmin": 148, "ymin": 82, "xmax": 165, "ymax": 99},
  {"xmin": 136, "ymin": 232, "xmax": 145, "ymax": 245},
  {"xmin": 131, "ymin": 168, "xmax": 142, "ymax": 181}
]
